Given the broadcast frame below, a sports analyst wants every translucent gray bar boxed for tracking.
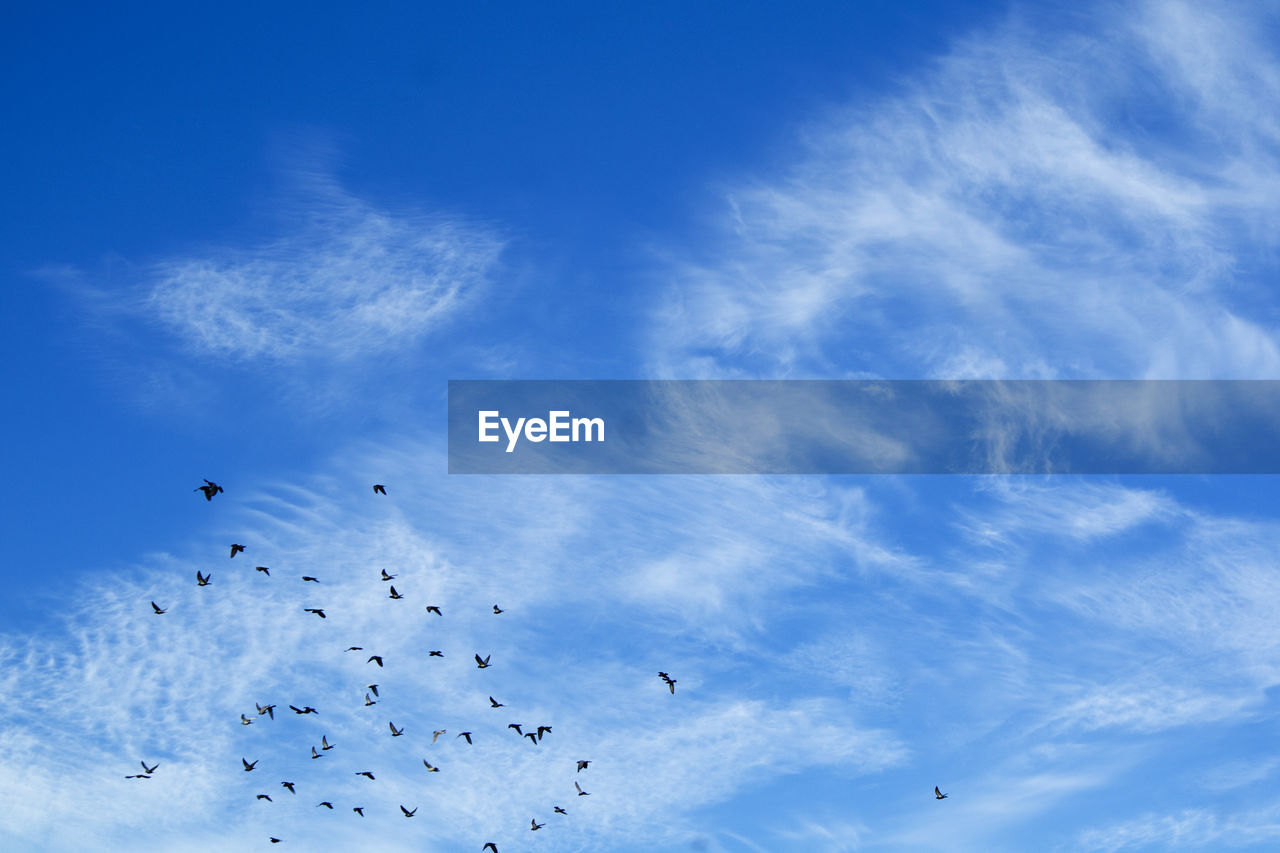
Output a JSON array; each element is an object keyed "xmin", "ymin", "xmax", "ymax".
[{"xmin": 447, "ymin": 380, "xmax": 1280, "ymax": 474}]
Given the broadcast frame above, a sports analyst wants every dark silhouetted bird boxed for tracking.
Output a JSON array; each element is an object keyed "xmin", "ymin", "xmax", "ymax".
[
  {"xmin": 304, "ymin": 608, "xmax": 326, "ymax": 618},
  {"xmin": 256, "ymin": 566, "xmax": 271, "ymax": 575},
  {"xmin": 577, "ymin": 760, "xmax": 590, "ymax": 772},
  {"xmin": 141, "ymin": 761, "xmax": 158, "ymax": 774},
  {"xmin": 475, "ymin": 653, "xmax": 491, "ymax": 669},
  {"xmin": 373, "ymin": 484, "xmax": 386, "ymax": 495},
  {"xmin": 257, "ymin": 794, "xmax": 272, "ymax": 802},
  {"xmin": 257, "ymin": 703, "xmax": 276, "ymax": 720},
  {"xmin": 242, "ymin": 758, "xmax": 257, "ymax": 771},
  {"xmin": 457, "ymin": 732, "xmax": 472, "ymax": 744},
  {"xmin": 196, "ymin": 571, "xmax": 211, "ymax": 586},
  {"xmin": 531, "ymin": 819, "xmax": 544, "ymax": 831},
  {"xmin": 508, "ymin": 724, "xmax": 523, "ymax": 735},
  {"xmin": 492, "ymin": 605, "xmax": 503, "ymax": 614},
  {"xmin": 423, "ymin": 760, "xmax": 439, "ymax": 772},
  {"xmin": 489, "ymin": 696, "xmax": 503, "ymax": 708},
  {"xmin": 368, "ymin": 655, "xmax": 383, "ymax": 667},
  {"xmin": 425, "ymin": 605, "xmax": 441, "ymax": 615},
  {"xmin": 356, "ymin": 771, "xmax": 374, "ymax": 780},
  {"xmin": 241, "ymin": 714, "xmax": 253, "ymax": 726},
  {"xmin": 281, "ymin": 781, "xmax": 296, "ymax": 794},
  {"xmin": 381, "ymin": 569, "xmax": 396, "ymax": 581},
  {"xmin": 317, "ymin": 801, "xmax": 333, "ymax": 809},
  {"xmin": 345, "ymin": 646, "xmax": 362, "ymax": 652},
  {"xmin": 310, "ymin": 747, "xmax": 322, "ymax": 760},
  {"xmin": 429, "ymin": 650, "xmax": 443, "ymax": 657},
  {"xmin": 389, "ymin": 722, "xmax": 404, "ymax": 737},
  {"xmin": 150, "ymin": 601, "xmax": 166, "ymax": 614},
  {"xmin": 388, "ymin": 586, "xmax": 404, "ymax": 600},
  {"xmin": 230, "ymin": 544, "xmax": 245, "ymax": 558},
  {"xmin": 353, "ymin": 807, "xmax": 365, "ymax": 816},
  {"xmin": 302, "ymin": 576, "xmax": 319, "ymax": 583},
  {"xmin": 196, "ymin": 479, "xmax": 223, "ymax": 500},
  {"xmin": 400, "ymin": 805, "xmax": 416, "ymax": 818},
  {"xmin": 269, "ymin": 838, "xmax": 281, "ymax": 844},
  {"xmin": 554, "ymin": 806, "xmax": 567, "ymax": 815},
  {"xmin": 659, "ymin": 672, "xmax": 677, "ymax": 693},
  {"xmin": 935, "ymin": 786, "xmax": 948, "ymax": 800},
  {"xmin": 524, "ymin": 732, "xmax": 538, "ymax": 744},
  {"xmin": 321, "ymin": 735, "xmax": 334, "ymax": 751},
  {"xmin": 576, "ymin": 781, "xmax": 589, "ymax": 796},
  {"xmin": 367, "ymin": 684, "xmax": 379, "ymax": 697},
  {"xmin": 537, "ymin": 726, "xmax": 552, "ymax": 740},
  {"xmin": 365, "ymin": 693, "xmax": 377, "ymax": 706},
  {"xmin": 124, "ymin": 774, "xmax": 150, "ymax": 779}
]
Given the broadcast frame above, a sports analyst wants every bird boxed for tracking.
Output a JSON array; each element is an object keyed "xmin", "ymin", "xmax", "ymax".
[
  {"xmin": 195, "ymin": 479, "xmax": 223, "ymax": 500},
  {"xmin": 310, "ymin": 747, "xmax": 322, "ymax": 760},
  {"xmin": 457, "ymin": 732, "xmax": 473, "ymax": 744},
  {"xmin": 242, "ymin": 758, "xmax": 257, "ymax": 771},
  {"xmin": 345, "ymin": 646, "xmax": 363, "ymax": 652},
  {"xmin": 301, "ymin": 576, "xmax": 319, "ymax": 583},
  {"xmin": 196, "ymin": 571, "xmax": 211, "ymax": 586},
  {"xmin": 367, "ymin": 684, "xmax": 379, "ymax": 697},
  {"xmin": 475, "ymin": 653, "xmax": 491, "ymax": 669},
  {"xmin": 256, "ymin": 566, "xmax": 271, "ymax": 575},
  {"xmin": 365, "ymin": 693, "xmax": 377, "ymax": 706},
  {"xmin": 140, "ymin": 761, "xmax": 158, "ymax": 774},
  {"xmin": 524, "ymin": 732, "xmax": 538, "ymax": 744},
  {"xmin": 257, "ymin": 703, "xmax": 276, "ymax": 720},
  {"xmin": 575, "ymin": 781, "xmax": 589, "ymax": 796},
  {"xmin": 489, "ymin": 696, "xmax": 503, "ymax": 708},
  {"xmin": 150, "ymin": 601, "xmax": 166, "ymax": 614},
  {"xmin": 269, "ymin": 838, "xmax": 282, "ymax": 844},
  {"xmin": 353, "ymin": 807, "xmax": 365, "ymax": 816},
  {"xmin": 289, "ymin": 705, "xmax": 316, "ymax": 715},
  {"xmin": 257, "ymin": 794, "xmax": 272, "ymax": 802},
  {"xmin": 124, "ymin": 774, "xmax": 150, "ymax": 779},
  {"xmin": 304, "ymin": 608, "xmax": 326, "ymax": 618},
  {"xmin": 483, "ymin": 845, "xmax": 498, "ymax": 853},
  {"xmin": 317, "ymin": 801, "xmax": 333, "ymax": 809},
  {"xmin": 531, "ymin": 819, "xmax": 544, "ymax": 831},
  {"xmin": 537, "ymin": 725, "xmax": 552, "ymax": 740},
  {"xmin": 508, "ymin": 724, "xmax": 524, "ymax": 735},
  {"xmin": 577, "ymin": 760, "xmax": 590, "ymax": 772},
  {"xmin": 554, "ymin": 806, "xmax": 567, "ymax": 815},
  {"xmin": 389, "ymin": 722, "xmax": 404, "ymax": 737},
  {"xmin": 240, "ymin": 714, "xmax": 254, "ymax": 726},
  {"xmin": 281, "ymin": 781, "xmax": 296, "ymax": 794},
  {"xmin": 400, "ymin": 805, "xmax": 417, "ymax": 818},
  {"xmin": 659, "ymin": 672, "xmax": 677, "ymax": 694},
  {"xmin": 935, "ymin": 786, "xmax": 948, "ymax": 800},
  {"xmin": 432, "ymin": 729, "xmax": 446, "ymax": 743},
  {"xmin": 356, "ymin": 771, "xmax": 375, "ymax": 780},
  {"xmin": 423, "ymin": 760, "xmax": 440, "ymax": 772},
  {"xmin": 321, "ymin": 735, "xmax": 334, "ymax": 751},
  {"xmin": 388, "ymin": 586, "xmax": 404, "ymax": 600},
  {"xmin": 368, "ymin": 655, "xmax": 383, "ymax": 667},
  {"xmin": 425, "ymin": 605, "xmax": 441, "ymax": 615},
  {"xmin": 492, "ymin": 605, "xmax": 503, "ymax": 614},
  {"xmin": 380, "ymin": 569, "xmax": 396, "ymax": 581},
  {"xmin": 373, "ymin": 484, "xmax": 386, "ymax": 495},
  {"xmin": 230, "ymin": 544, "xmax": 245, "ymax": 558},
  {"xmin": 428, "ymin": 650, "xmax": 443, "ymax": 657}
]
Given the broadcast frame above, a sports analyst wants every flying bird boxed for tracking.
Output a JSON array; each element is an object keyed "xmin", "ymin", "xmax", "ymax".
[
  {"xmin": 150, "ymin": 601, "xmax": 166, "ymax": 614},
  {"xmin": 353, "ymin": 807, "xmax": 365, "ymax": 816},
  {"xmin": 492, "ymin": 605, "xmax": 503, "ymax": 614},
  {"xmin": 367, "ymin": 684, "xmax": 379, "ymax": 697},
  {"xmin": 356, "ymin": 771, "xmax": 375, "ymax": 780},
  {"xmin": 195, "ymin": 479, "xmax": 223, "ymax": 500},
  {"xmin": 432, "ymin": 730, "xmax": 446, "ymax": 743},
  {"xmin": 230, "ymin": 544, "xmax": 245, "ymax": 558},
  {"xmin": 389, "ymin": 722, "xmax": 404, "ymax": 737},
  {"xmin": 288, "ymin": 705, "xmax": 308, "ymax": 715},
  {"xmin": 345, "ymin": 646, "xmax": 362, "ymax": 652},
  {"xmin": 321, "ymin": 735, "xmax": 334, "ymax": 751},
  {"xmin": 269, "ymin": 838, "xmax": 281, "ymax": 844},
  {"xmin": 281, "ymin": 781, "xmax": 296, "ymax": 794},
  {"xmin": 240, "ymin": 714, "xmax": 253, "ymax": 726},
  {"xmin": 364, "ymin": 693, "xmax": 377, "ymax": 706},
  {"xmin": 256, "ymin": 566, "xmax": 271, "ymax": 575},
  {"xmin": 400, "ymin": 805, "xmax": 417, "ymax": 818},
  {"xmin": 554, "ymin": 806, "xmax": 567, "ymax": 815},
  {"xmin": 196, "ymin": 571, "xmax": 211, "ymax": 586},
  {"xmin": 388, "ymin": 586, "xmax": 404, "ymax": 600},
  {"xmin": 577, "ymin": 760, "xmax": 590, "ymax": 772},
  {"xmin": 140, "ymin": 761, "xmax": 158, "ymax": 774},
  {"xmin": 124, "ymin": 774, "xmax": 150, "ymax": 779},
  {"xmin": 310, "ymin": 747, "xmax": 322, "ymax": 760},
  {"xmin": 317, "ymin": 801, "xmax": 333, "ymax": 809},
  {"xmin": 457, "ymin": 732, "xmax": 472, "ymax": 744},
  {"xmin": 935, "ymin": 786, "xmax": 948, "ymax": 800},
  {"xmin": 242, "ymin": 758, "xmax": 257, "ymax": 771},
  {"xmin": 659, "ymin": 672, "xmax": 677, "ymax": 694},
  {"xmin": 425, "ymin": 605, "xmax": 441, "ymax": 615},
  {"xmin": 423, "ymin": 760, "xmax": 440, "ymax": 772},
  {"xmin": 428, "ymin": 650, "xmax": 443, "ymax": 657},
  {"xmin": 531, "ymin": 819, "xmax": 544, "ymax": 831},
  {"xmin": 537, "ymin": 725, "xmax": 552, "ymax": 740},
  {"xmin": 475, "ymin": 653, "xmax": 491, "ymax": 669},
  {"xmin": 304, "ymin": 608, "xmax": 326, "ymax": 618},
  {"xmin": 256, "ymin": 703, "xmax": 276, "ymax": 719},
  {"xmin": 301, "ymin": 576, "xmax": 319, "ymax": 583},
  {"xmin": 368, "ymin": 655, "xmax": 383, "ymax": 667},
  {"xmin": 256, "ymin": 794, "xmax": 272, "ymax": 802},
  {"xmin": 483, "ymin": 845, "xmax": 498, "ymax": 853},
  {"xmin": 373, "ymin": 484, "xmax": 386, "ymax": 495},
  {"xmin": 508, "ymin": 724, "xmax": 523, "ymax": 735},
  {"xmin": 524, "ymin": 732, "xmax": 538, "ymax": 744},
  {"xmin": 380, "ymin": 569, "xmax": 396, "ymax": 581},
  {"xmin": 575, "ymin": 781, "xmax": 589, "ymax": 796},
  {"xmin": 489, "ymin": 696, "xmax": 503, "ymax": 708}
]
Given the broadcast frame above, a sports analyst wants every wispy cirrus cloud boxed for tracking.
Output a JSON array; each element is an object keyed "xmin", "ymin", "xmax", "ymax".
[{"xmin": 651, "ymin": 0, "xmax": 1280, "ymax": 380}]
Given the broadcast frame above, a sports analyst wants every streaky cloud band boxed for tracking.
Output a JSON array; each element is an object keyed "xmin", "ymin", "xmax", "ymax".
[{"xmin": 448, "ymin": 380, "xmax": 1280, "ymax": 474}]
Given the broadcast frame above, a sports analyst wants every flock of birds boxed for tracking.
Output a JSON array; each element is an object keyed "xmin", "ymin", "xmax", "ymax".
[{"xmin": 128, "ymin": 478, "xmax": 950, "ymax": 848}]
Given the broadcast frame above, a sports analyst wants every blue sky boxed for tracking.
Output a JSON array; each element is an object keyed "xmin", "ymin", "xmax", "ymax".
[{"xmin": 4, "ymin": 1, "xmax": 1280, "ymax": 850}]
